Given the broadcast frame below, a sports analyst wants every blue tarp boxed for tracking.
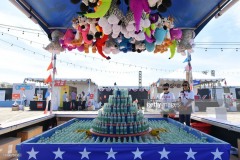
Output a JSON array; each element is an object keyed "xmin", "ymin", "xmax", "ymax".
[{"xmin": 13, "ymin": 0, "xmax": 230, "ymax": 36}]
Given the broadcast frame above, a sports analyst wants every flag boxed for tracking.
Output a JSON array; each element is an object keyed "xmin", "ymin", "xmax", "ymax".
[
  {"xmin": 224, "ymin": 80, "xmax": 227, "ymax": 86},
  {"xmin": 183, "ymin": 57, "xmax": 188, "ymax": 63},
  {"xmin": 47, "ymin": 61, "xmax": 53, "ymax": 71},
  {"xmin": 45, "ymin": 74, "xmax": 52, "ymax": 83}
]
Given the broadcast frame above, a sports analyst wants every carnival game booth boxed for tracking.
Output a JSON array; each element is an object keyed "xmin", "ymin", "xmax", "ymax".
[
  {"xmin": 24, "ymin": 78, "xmax": 98, "ymax": 111},
  {"xmin": 0, "ymin": 83, "xmax": 36, "ymax": 109}
]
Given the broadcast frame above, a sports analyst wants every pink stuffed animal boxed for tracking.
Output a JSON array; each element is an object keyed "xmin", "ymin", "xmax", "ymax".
[{"xmin": 130, "ymin": 0, "xmax": 150, "ymax": 33}]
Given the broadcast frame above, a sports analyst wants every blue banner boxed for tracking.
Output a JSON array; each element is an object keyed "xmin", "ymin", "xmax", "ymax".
[
  {"xmin": 193, "ymin": 80, "xmax": 201, "ymax": 86},
  {"xmin": 15, "ymin": 84, "xmax": 33, "ymax": 90}
]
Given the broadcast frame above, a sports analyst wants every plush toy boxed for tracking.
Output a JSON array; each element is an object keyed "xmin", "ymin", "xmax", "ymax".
[
  {"xmin": 169, "ymin": 39, "xmax": 177, "ymax": 59},
  {"xmin": 78, "ymin": 15, "xmax": 93, "ymax": 45},
  {"xmin": 60, "ymin": 29, "xmax": 75, "ymax": 50},
  {"xmin": 70, "ymin": 0, "xmax": 99, "ymax": 13},
  {"xmin": 95, "ymin": 34, "xmax": 111, "ymax": 59},
  {"xmin": 119, "ymin": 36, "xmax": 132, "ymax": 53},
  {"xmin": 170, "ymin": 28, "xmax": 182, "ymax": 40},
  {"xmin": 154, "ymin": 16, "xmax": 174, "ymax": 44},
  {"xmin": 156, "ymin": 0, "xmax": 172, "ymax": 12},
  {"xmin": 133, "ymin": 41, "xmax": 146, "ymax": 53},
  {"xmin": 154, "ymin": 28, "xmax": 167, "ymax": 45},
  {"xmin": 84, "ymin": 0, "xmax": 112, "ymax": 18},
  {"xmin": 104, "ymin": 36, "xmax": 120, "ymax": 54},
  {"xmin": 86, "ymin": 18, "xmax": 102, "ymax": 39},
  {"xmin": 70, "ymin": 17, "xmax": 83, "ymax": 47},
  {"xmin": 143, "ymin": 13, "xmax": 159, "ymax": 43},
  {"xmin": 145, "ymin": 41, "xmax": 155, "ymax": 52},
  {"xmin": 148, "ymin": 0, "xmax": 162, "ymax": 10},
  {"xmin": 130, "ymin": 0, "xmax": 150, "ymax": 33},
  {"xmin": 177, "ymin": 29, "xmax": 195, "ymax": 55},
  {"xmin": 44, "ymin": 30, "xmax": 64, "ymax": 54},
  {"xmin": 154, "ymin": 38, "xmax": 172, "ymax": 53}
]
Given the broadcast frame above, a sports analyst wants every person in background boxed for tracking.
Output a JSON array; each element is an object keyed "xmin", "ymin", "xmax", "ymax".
[
  {"xmin": 81, "ymin": 91, "xmax": 86, "ymax": 110},
  {"xmin": 159, "ymin": 83, "xmax": 175, "ymax": 118},
  {"xmin": 33, "ymin": 94, "xmax": 38, "ymax": 101},
  {"xmin": 62, "ymin": 92, "xmax": 68, "ymax": 110},
  {"xmin": 78, "ymin": 93, "xmax": 82, "ymax": 110},
  {"xmin": 38, "ymin": 94, "xmax": 43, "ymax": 101},
  {"xmin": 178, "ymin": 81, "xmax": 194, "ymax": 126},
  {"xmin": 63, "ymin": 92, "xmax": 68, "ymax": 102},
  {"xmin": 71, "ymin": 90, "xmax": 77, "ymax": 110}
]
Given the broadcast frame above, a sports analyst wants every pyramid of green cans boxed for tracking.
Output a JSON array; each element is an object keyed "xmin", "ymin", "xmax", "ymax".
[{"xmin": 92, "ymin": 89, "xmax": 149, "ymax": 135}]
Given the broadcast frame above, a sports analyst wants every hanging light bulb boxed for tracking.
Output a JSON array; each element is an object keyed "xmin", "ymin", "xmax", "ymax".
[{"xmin": 236, "ymin": 48, "xmax": 238, "ymax": 52}]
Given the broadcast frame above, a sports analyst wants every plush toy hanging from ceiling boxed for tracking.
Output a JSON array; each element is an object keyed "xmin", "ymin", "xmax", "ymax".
[
  {"xmin": 177, "ymin": 29, "xmax": 195, "ymax": 56},
  {"xmin": 103, "ymin": 35, "xmax": 120, "ymax": 54},
  {"xmin": 70, "ymin": 17, "xmax": 83, "ymax": 47},
  {"xmin": 70, "ymin": 0, "xmax": 99, "ymax": 13},
  {"xmin": 148, "ymin": 0, "xmax": 172, "ymax": 12},
  {"xmin": 95, "ymin": 34, "xmax": 111, "ymax": 59},
  {"xmin": 84, "ymin": 0, "xmax": 112, "ymax": 18},
  {"xmin": 60, "ymin": 29, "xmax": 76, "ymax": 51},
  {"xmin": 77, "ymin": 14, "xmax": 93, "ymax": 45},
  {"xmin": 129, "ymin": 0, "xmax": 150, "ymax": 34},
  {"xmin": 44, "ymin": 30, "xmax": 64, "ymax": 54}
]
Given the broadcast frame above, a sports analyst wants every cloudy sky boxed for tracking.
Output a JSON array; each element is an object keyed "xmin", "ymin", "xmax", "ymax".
[{"xmin": 0, "ymin": 1, "xmax": 240, "ymax": 87}]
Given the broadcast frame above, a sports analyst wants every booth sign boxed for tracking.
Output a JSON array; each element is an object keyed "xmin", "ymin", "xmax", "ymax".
[
  {"xmin": 12, "ymin": 93, "xmax": 20, "ymax": 100},
  {"xmin": 54, "ymin": 80, "xmax": 66, "ymax": 86}
]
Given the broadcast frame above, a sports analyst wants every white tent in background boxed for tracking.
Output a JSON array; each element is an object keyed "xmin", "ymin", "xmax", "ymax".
[{"xmin": 150, "ymin": 69, "xmax": 225, "ymax": 99}]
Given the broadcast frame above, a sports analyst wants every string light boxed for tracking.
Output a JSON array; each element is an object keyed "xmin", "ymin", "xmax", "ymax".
[{"xmin": 1, "ymin": 27, "xmax": 240, "ymax": 74}]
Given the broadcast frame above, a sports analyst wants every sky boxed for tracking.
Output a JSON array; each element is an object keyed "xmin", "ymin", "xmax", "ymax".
[{"xmin": 0, "ymin": 1, "xmax": 240, "ymax": 87}]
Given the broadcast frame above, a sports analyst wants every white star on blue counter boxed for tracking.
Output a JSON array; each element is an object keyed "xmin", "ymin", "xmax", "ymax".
[
  {"xmin": 21, "ymin": 146, "xmax": 228, "ymax": 160},
  {"xmin": 185, "ymin": 148, "xmax": 197, "ymax": 160},
  {"xmin": 79, "ymin": 147, "xmax": 91, "ymax": 159},
  {"xmin": 211, "ymin": 148, "xmax": 224, "ymax": 160},
  {"xmin": 132, "ymin": 147, "xmax": 144, "ymax": 159},
  {"xmin": 53, "ymin": 148, "xmax": 65, "ymax": 159},
  {"xmin": 27, "ymin": 147, "xmax": 39, "ymax": 160},
  {"xmin": 105, "ymin": 148, "xmax": 117, "ymax": 159},
  {"xmin": 158, "ymin": 147, "xmax": 171, "ymax": 159}
]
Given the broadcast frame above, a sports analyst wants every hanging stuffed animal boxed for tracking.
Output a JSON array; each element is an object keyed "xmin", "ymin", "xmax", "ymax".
[
  {"xmin": 103, "ymin": 35, "xmax": 120, "ymax": 54},
  {"xmin": 70, "ymin": 17, "xmax": 83, "ymax": 47},
  {"xmin": 129, "ymin": 0, "xmax": 150, "ymax": 34},
  {"xmin": 60, "ymin": 29, "xmax": 76, "ymax": 51},
  {"xmin": 44, "ymin": 30, "xmax": 64, "ymax": 54},
  {"xmin": 170, "ymin": 28, "xmax": 182, "ymax": 40},
  {"xmin": 78, "ymin": 15, "xmax": 93, "ymax": 45},
  {"xmin": 177, "ymin": 29, "xmax": 195, "ymax": 55},
  {"xmin": 71, "ymin": 0, "xmax": 99, "ymax": 13},
  {"xmin": 95, "ymin": 34, "xmax": 111, "ymax": 59},
  {"xmin": 84, "ymin": 0, "xmax": 112, "ymax": 18},
  {"xmin": 155, "ymin": 0, "xmax": 172, "ymax": 12},
  {"xmin": 86, "ymin": 18, "xmax": 102, "ymax": 39}
]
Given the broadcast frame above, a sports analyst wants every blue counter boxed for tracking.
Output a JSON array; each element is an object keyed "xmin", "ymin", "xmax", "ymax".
[{"xmin": 16, "ymin": 118, "xmax": 231, "ymax": 160}]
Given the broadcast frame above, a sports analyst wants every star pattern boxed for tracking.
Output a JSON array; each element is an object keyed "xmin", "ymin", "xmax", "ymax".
[
  {"xmin": 53, "ymin": 147, "xmax": 65, "ymax": 159},
  {"xmin": 27, "ymin": 147, "xmax": 39, "ymax": 160},
  {"xmin": 211, "ymin": 148, "xmax": 224, "ymax": 160},
  {"xmin": 132, "ymin": 147, "xmax": 144, "ymax": 159},
  {"xmin": 23, "ymin": 146, "xmax": 229, "ymax": 160},
  {"xmin": 79, "ymin": 147, "xmax": 91, "ymax": 159},
  {"xmin": 105, "ymin": 148, "xmax": 117, "ymax": 159},
  {"xmin": 158, "ymin": 147, "xmax": 170, "ymax": 159},
  {"xmin": 185, "ymin": 148, "xmax": 197, "ymax": 160}
]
